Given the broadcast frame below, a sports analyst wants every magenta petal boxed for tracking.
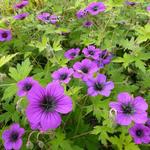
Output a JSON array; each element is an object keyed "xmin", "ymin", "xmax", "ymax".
[
  {"xmin": 55, "ymin": 96, "xmax": 72, "ymax": 114},
  {"xmin": 97, "ymin": 74, "xmax": 106, "ymax": 83},
  {"xmin": 134, "ymin": 138, "xmax": 142, "ymax": 144},
  {"xmin": 132, "ymin": 112, "xmax": 147, "ymax": 124},
  {"xmin": 4, "ymin": 141, "xmax": 13, "ymax": 149},
  {"xmin": 13, "ymin": 139, "xmax": 22, "ymax": 149},
  {"xmin": 117, "ymin": 92, "xmax": 132, "ymax": 103},
  {"xmin": 2, "ymin": 130, "xmax": 10, "ymax": 140},
  {"xmin": 88, "ymin": 87, "xmax": 98, "ymax": 96},
  {"xmin": 116, "ymin": 113, "xmax": 132, "ymax": 125},
  {"xmin": 109, "ymin": 102, "xmax": 121, "ymax": 111},
  {"xmin": 40, "ymin": 112, "xmax": 61, "ymax": 130}
]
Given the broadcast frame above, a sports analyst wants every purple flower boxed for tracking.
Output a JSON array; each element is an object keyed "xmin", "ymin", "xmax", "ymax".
[
  {"xmin": 64, "ymin": 48, "xmax": 80, "ymax": 60},
  {"xmin": 17, "ymin": 77, "xmax": 39, "ymax": 97},
  {"xmin": 26, "ymin": 81, "xmax": 73, "ymax": 131},
  {"xmin": 52, "ymin": 67, "xmax": 74, "ymax": 84},
  {"xmin": 14, "ymin": 13, "xmax": 29, "ymax": 20},
  {"xmin": 109, "ymin": 92, "xmax": 148, "ymax": 126},
  {"xmin": 73, "ymin": 59, "xmax": 98, "ymax": 80},
  {"xmin": 126, "ymin": 1, "xmax": 137, "ymax": 6},
  {"xmin": 37, "ymin": 12, "xmax": 51, "ymax": 23},
  {"xmin": 86, "ymin": 2, "xmax": 106, "ymax": 16},
  {"xmin": 147, "ymin": 6, "xmax": 150, "ymax": 12},
  {"xmin": 76, "ymin": 9, "xmax": 87, "ymax": 19},
  {"xmin": 82, "ymin": 45, "xmax": 100, "ymax": 59},
  {"xmin": 14, "ymin": 0, "xmax": 28, "ymax": 9},
  {"xmin": 0, "ymin": 29, "xmax": 12, "ymax": 42},
  {"xmin": 50, "ymin": 15, "xmax": 58, "ymax": 24},
  {"xmin": 94, "ymin": 50, "xmax": 112, "ymax": 68},
  {"xmin": 145, "ymin": 118, "xmax": 150, "ymax": 128},
  {"xmin": 129, "ymin": 124, "xmax": 150, "ymax": 144},
  {"xmin": 2, "ymin": 123, "xmax": 25, "ymax": 150},
  {"xmin": 83, "ymin": 21, "xmax": 93, "ymax": 28},
  {"xmin": 85, "ymin": 74, "xmax": 114, "ymax": 97}
]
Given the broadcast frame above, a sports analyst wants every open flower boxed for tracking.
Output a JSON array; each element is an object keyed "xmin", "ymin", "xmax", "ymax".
[
  {"xmin": 82, "ymin": 45, "xmax": 100, "ymax": 59},
  {"xmin": 64, "ymin": 48, "xmax": 80, "ymax": 60},
  {"xmin": 52, "ymin": 67, "xmax": 74, "ymax": 84},
  {"xmin": 73, "ymin": 59, "xmax": 98, "ymax": 80},
  {"xmin": 14, "ymin": 0, "xmax": 29, "ymax": 9},
  {"xmin": 26, "ymin": 81, "xmax": 73, "ymax": 131},
  {"xmin": 2, "ymin": 123, "xmax": 25, "ymax": 150},
  {"xmin": 109, "ymin": 92, "xmax": 148, "ymax": 125},
  {"xmin": 76, "ymin": 9, "xmax": 87, "ymax": 19},
  {"xmin": 17, "ymin": 77, "xmax": 39, "ymax": 97},
  {"xmin": 86, "ymin": 2, "xmax": 106, "ymax": 16},
  {"xmin": 129, "ymin": 124, "xmax": 150, "ymax": 144},
  {"xmin": 85, "ymin": 74, "xmax": 114, "ymax": 97},
  {"xmin": 14, "ymin": 13, "xmax": 29, "ymax": 20},
  {"xmin": 37, "ymin": 12, "xmax": 51, "ymax": 23},
  {"xmin": 0, "ymin": 29, "xmax": 12, "ymax": 42}
]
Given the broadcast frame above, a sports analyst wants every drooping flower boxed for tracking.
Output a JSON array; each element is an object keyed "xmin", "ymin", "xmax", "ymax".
[
  {"xmin": 83, "ymin": 21, "xmax": 93, "ymax": 28},
  {"xmin": 76, "ymin": 9, "xmax": 87, "ymax": 19},
  {"xmin": 64, "ymin": 48, "xmax": 80, "ymax": 60},
  {"xmin": 82, "ymin": 45, "xmax": 100, "ymax": 59},
  {"xmin": 37, "ymin": 12, "xmax": 51, "ymax": 23},
  {"xmin": 14, "ymin": 13, "xmax": 29, "ymax": 20},
  {"xmin": 86, "ymin": 2, "xmax": 106, "ymax": 16},
  {"xmin": 109, "ymin": 92, "xmax": 148, "ymax": 126},
  {"xmin": 14, "ymin": 0, "xmax": 29, "ymax": 9},
  {"xmin": 73, "ymin": 59, "xmax": 98, "ymax": 80},
  {"xmin": 94, "ymin": 49, "xmax": 112, "ymax": 68},
  {"xmin": 85, "ymin": 74, "xmax": 114, "ymax": 97},
  {"xmin": 2, "ymin": 123, "xmax": 25, "ymax": 150},
  {"xmin": 26, "ymin": 81, "xmax": 72, "ymax": 131},
  {"xmin": 52, "ymin": 67, "xmax": 74, "ymax": 84},
  {"xmin": 17, "ymin": 77, "xmax": 39, "ymax": 97},
  {"xmin": 129, "ymin": 124, "xmax": 150, "ymax": 144},
  {"xmin": 147, "ymin": 6, "xmax": 150, "ymax": 12},
  {"xmin": 50, "ymin": 15, "xmax": 58, "ymax": 24},
  {"xmin": 0, "ymin": 29, "xmax": 12, "ymax": 42}
]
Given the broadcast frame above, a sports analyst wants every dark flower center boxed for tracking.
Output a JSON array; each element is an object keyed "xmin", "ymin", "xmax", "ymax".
[
  {"xmin": 41, "ymin": 96, "xmax": 57, "ymax": 112},
  {"xmin": 20, "ymin": 16, "xmax": 26, "ymax": 20},
  {"xmin": 10, "ymin": 132, "xmax": 19, "ymax": 142},
  {"xmin": 101, "ymin": 52, "xmax": 108, "ymax": 59},
  {"xmin": 94, "ymin": 82, "xmax": 103, "ymax": 91},
  {"xmin": 23, "ymin": 83, "xmax": 32, "ymax": 91},
  {"xmin": 60, "ymin": 73, "xmax": 68, "ymax": 80},
  {"xmin": 2, "ymin": 32, "xmax": 8, "ymax": 38},
  {"xmin": 93, "ymin": 6, "xmax": 99, "ymax": 11},
  {"xmin": 136, "ymin": 129, "xmax": 143, "ymax": 137},
  {"xmin": 81, "ymin": 67, "xmax": 88, "ymax": 73},
  {"xmin": 88, "ymin": 50, "xmax": 94, "ymax": 55},
  {"xmin": 18, "ymin": 4, "xmax": 24, "ymax": 8},
  {"xmin": 70, "ymin": 52, "xmax": 76, "ymax": 57},
  {"xmin": 121, "ymin": 103, "xmax": 134, "ymax": 115}
]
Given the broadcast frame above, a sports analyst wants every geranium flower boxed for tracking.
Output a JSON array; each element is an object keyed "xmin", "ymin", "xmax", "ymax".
[
  {"xmin": 73, "ymin": 59, "xmax": 98, "ymax": 80},
  {"xmin": 0, "ymin": 29, "xmax": 12, "ymax": 42},
  {"xmin": 129, "ymin": 124, "xmax": 150, "ymax": 144},
  {"xmin": 37, "ymin": 12, "xmax": 51, "ymax": 23},
  {"xmin": 86, "ymin": 2, "xmax": 106, "ymax": 16},
  {"xmin": 14, "ymin": 13, "xmax": 29, "ymax": 20},
  {"xmin": 17, "ymin": 77, "xmax": 39, "ymax": 97},
  {"xmin": 2, "ymin": 123, "xmax": 25, "ymax": 150},
  {"xmin": 64, "ymin": 48, "xmax": 80, "ymax": 60},
  {"xmin": 52, "ymin": 67, "xmax": 74, "ymax": 84},
  {"xmin": 109, "ymin": 92, "xmax": 148, "ymax": 125},
  {"xmin": 26, "ymin": 81, "xmax": 72, "ymax": 131},
  {"xmin": 14, "ymin": 0, "xmax": 28, "ymax": 9},
  {"xmin": 85, "ymin": 74, "xmax": 114, "ymax": 97},
  {"xmin": 76, "ymin": 9, "xmax": 87, "ymax": 19}
]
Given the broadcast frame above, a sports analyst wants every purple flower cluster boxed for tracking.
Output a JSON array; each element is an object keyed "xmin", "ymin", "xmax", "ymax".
[
  {"xmin": 0, "ymin": 29, "xmax": 12, "ymax": 42},
  {"xmin": 37, "ymin": 12, "xmax": 58, "ymax": 24}
]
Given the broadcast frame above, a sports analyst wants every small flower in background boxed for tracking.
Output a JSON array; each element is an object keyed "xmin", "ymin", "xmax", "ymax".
[
  {"xmin": 64, "ymin": 48, "xmax": 80, "ymax": 60},
  {"xmin": 126, "ymin": 1, "xmax": 137, "ymax": 6},
  {"xmin": 73, "ymin": 59, "xmax": 98, "ymax": 80},
  {"xmin": 37, "ymin": 12, "xmax": 51, "ymax": 23},
  {"xmin": 94, "ymin": 50, "xmax": 112, "ymax": 68},
  {"xmin": 82, "ymin": 45, "xmax": 100, "ymax": 59},
  {"xmin": 50, "ymin": 15, "xmax": 58, "ymax": 24},
  {"xmin": 145, "ymin": 118, "xmax": 150, "ymax": 128},
  {"xmin": 147, "ymin": 6, "xmax": 150, "ymax": 12},
  {"xmin": 26, "ymin": 81, "xmax": 72, "ymax": 131},
  {"xmin": 86, "ymin": 2, "xmax": 106, "ymax": 16},
  {"xmin": 0, "ymin": 29, "xmax": 12, "ymax": 42},
  {"xmin": 129, "ymin": 124, "xmax": 150, "ymax": 144},
  {"xmin": 85, "ymin": 74, "xmax": 114, "ymax": 97},
  {"xmin": 14, "ymin": 13, "xmax": 29, "ymax": 20},
  {"xmin": 14, "ymin": 0, "xmax": 29, "ymax": 9},
  {"xmin": 76, "ymin": 9, "xmax": 87, "ymax": 19},
  {"xmin": 2, "ymin": 123, "xmax": 25, "ymax": 150},
  {"xmin": 17, "ymin": 77, "xmax": 39, "ymax": 97},
  {"xmin": 109, "ymin": 92, "xmax": 148, "ymax": 126},
  {"xmin": 52, "ymin": 67, "xmax": 74, "ymax": 84},
  {"xmin": 83, "ymin": 21, "xmax": 93, "ymax": 28}
]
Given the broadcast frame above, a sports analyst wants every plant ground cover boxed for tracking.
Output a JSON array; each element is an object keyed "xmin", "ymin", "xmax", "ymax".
[{"xmin": 0, "ymin": 0, "xmax": 150, "ymax": 150}]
